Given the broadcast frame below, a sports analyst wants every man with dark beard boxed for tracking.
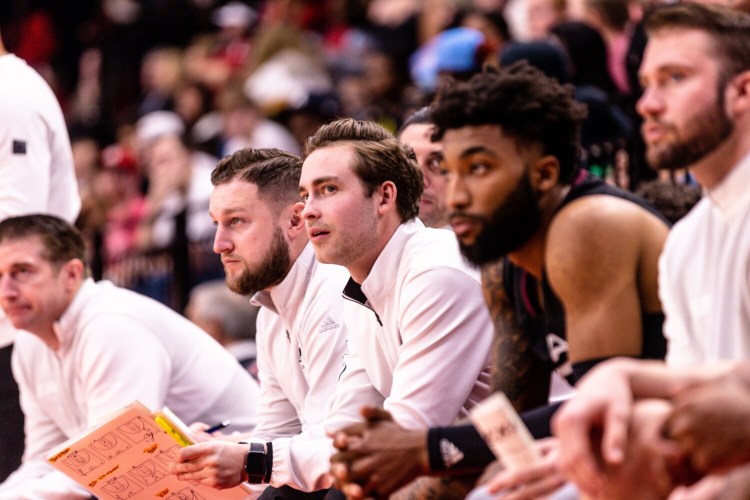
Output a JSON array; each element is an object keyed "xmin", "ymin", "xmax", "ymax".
[
  {"xmin": 327, "ymin": 62, "xmax": 671, "ymax": 499},
  {"xmin": 170, "ymin": 148, "xmax": 353, "ymax": 498}
]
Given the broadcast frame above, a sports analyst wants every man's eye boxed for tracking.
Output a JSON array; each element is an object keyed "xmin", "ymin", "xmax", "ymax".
[
  {"xmin": 470, "ymin": 163, "xmax": 488, "ymax": 175},
  {"xmin": 323, "ymin": 185, "xmax": 336, "ymax": 194},
  {"xmin": 426, "ymin": 158, "xmax": 442, "ymax": 175},
  {"xmin": 668, "ymin": 72, "xmax": 685, "ymax": 83}
]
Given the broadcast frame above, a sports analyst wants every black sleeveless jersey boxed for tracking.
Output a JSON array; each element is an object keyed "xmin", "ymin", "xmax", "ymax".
[{"xmin": 503, "ymin": 171, "xmax": 668, "ymax": 384}]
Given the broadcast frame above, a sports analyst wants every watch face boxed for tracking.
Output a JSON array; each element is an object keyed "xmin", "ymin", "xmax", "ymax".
[{"xmin": 245, "ymin": 448, "xmax": 266, "ymax": 482}]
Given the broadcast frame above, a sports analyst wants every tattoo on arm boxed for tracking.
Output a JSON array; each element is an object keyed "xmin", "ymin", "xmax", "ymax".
[{"xmin": 481, "ymin": 261, "xmax": 550, "ymax": 412}]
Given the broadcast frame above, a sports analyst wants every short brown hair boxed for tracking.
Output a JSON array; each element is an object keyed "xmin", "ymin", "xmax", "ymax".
[
  {"xmin": 304, "ymin": 118, "xmax": 423, "ymax": 222},
  {"xmin": 0, "ymin": 214, "xmax": 86, "ymax": 268},
  {"xmin": 646, "ymin": 3, "xmax": 750, "ymax": 83},
  {"xmin": 212, "ymin": 148, "xmax": 302, "ymax": 212}
]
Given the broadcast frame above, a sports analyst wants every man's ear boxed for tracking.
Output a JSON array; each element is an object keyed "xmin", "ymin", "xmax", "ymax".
[
  {"xmin": 529, "ymin": 155, "xmax": 560, "ymax": 193},
  {"xmin": 376, "ymin": 181, "xmax": 398, "ymax": 216},
  {"xmin": 61, "ymin": 259, "xmax": 84, "ymax": 293},
  {"xmin": 287, "ymin": 202, "xmax": 306, "ymax": 236},
  {"xmin": 726, "ymin": 70, "xmax": 750, "ymax": 117}
]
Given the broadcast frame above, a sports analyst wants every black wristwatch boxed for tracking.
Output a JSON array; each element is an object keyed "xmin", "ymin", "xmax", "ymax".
[{"xmin": 239, "ymin": 441, "xmax": 272, "ymax": 484}]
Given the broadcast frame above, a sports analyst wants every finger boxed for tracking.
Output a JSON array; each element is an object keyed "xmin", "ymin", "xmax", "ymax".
[
  {"xmin": 332, "ymin": 431, "xmax": 350, "ymax": 451},
  {"xmin": 330, "ymin": 461, "xmax": 351, "ymax": 482},
  {"xmin": 369, "ymin": 470, "xmax": 412, "ymax": 499},
  {"xmin": 602, "ymin": 399, "xmax": 630, "ymax": 466},
  {"xmin": 347, "ymin": 453, "xmax": 381, "ymax": 484},
  {"xmin": 552, "ymin": 412, "xmax": 603, "ymax": 495},
  {"xmin": 342, "ymin": 482, "xmax": 366, "ymax": 500},
  {"xmin": 177, "ymin": 443, "xmax": 210, "ymax": 462},
  {"xmin": 360, "ymin": 406, "xmax": 392, "ymax": 423},
  {"xmin": 328, "ymin": 422, "xmax": 368, "ymax": 440}
]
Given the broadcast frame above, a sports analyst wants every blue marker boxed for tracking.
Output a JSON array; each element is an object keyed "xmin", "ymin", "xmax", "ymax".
[{"xmin": 205, "ymin": 420, "xmax": 231, "ymax": 434}]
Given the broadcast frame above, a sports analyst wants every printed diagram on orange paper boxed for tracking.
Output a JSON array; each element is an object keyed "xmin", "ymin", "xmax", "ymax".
[{"xmin": 46, "ymin": 401, "xmax": 251, "ymax": 500}]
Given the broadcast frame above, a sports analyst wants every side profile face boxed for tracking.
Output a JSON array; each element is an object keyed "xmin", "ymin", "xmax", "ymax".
[
  {"xmin": 637, "ymin": 29, "xmax": 733, "ymax": 171},
  {"xmin": 210, "ymin": 179, "xmax": 291, "ymax": 295},
  {"xmin": 299, "ymin": 145, "xmax": 380, "ymax": 273},
  {"xmin": 0, "ymin": 236, "xmax": 74, "ymax": 336},
  {"xmin": 399, "ymin": 123, "xmax": 448, "ymax": 228},
  {"xmin": 441, "ymin": 124, "xmax": 542, "ymax": 265}
]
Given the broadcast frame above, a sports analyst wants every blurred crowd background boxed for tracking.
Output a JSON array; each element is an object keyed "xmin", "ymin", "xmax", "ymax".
[{"xmin": 0, "ymin": 0, "xmax": 703, "ymax": 313}]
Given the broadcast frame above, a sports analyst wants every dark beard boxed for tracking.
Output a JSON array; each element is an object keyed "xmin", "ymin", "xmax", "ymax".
[
  {"xmin": 456, "ymin": 172, "xmax": 542, "ymax": 266},
  {"xmin": 648, "ymin": 86, "xmax": 734, "ymax": 171},
  {"xmin": 226, "ymin": 227, "xmax": 291, "ymax": 295}
]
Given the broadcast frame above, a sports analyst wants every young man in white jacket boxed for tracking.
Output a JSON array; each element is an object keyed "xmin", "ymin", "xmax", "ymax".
[
  {"xmin": 297, "ymin": 118, "xmax": 494, "ymax": 494},
  {"xmin": 172, "ymin": 148, "xmax": 354, "ymax": 497}
]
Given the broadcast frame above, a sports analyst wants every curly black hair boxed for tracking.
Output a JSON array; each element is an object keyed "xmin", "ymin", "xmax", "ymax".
[{"xmin": 431, "ymin": 61, "xmax": 587, "ymax": 184}]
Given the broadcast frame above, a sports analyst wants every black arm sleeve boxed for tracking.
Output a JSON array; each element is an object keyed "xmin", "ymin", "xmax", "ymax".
[
  {"xmin": 426, "ymin": 401, "xmax": 564, "ymax": 474},
  {"xmin": 427, "ymin": 424, "xmax": 495, "ymax": 473},
  {"xmin": 427, "ymin": 358, "xmax": 615, "ymax": 473}
]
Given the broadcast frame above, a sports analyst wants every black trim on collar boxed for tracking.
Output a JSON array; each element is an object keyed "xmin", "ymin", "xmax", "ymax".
[
  {"xmin": 342, "ymin": 278, "xmax": 367, "ymax": 305},
  {"xmin": 342, "ymin": 278, "xmax": 383, "ymax": 326}
]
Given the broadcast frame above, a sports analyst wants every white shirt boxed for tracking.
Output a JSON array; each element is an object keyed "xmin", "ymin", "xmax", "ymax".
[
  {"xmin": 0, "ymin": 53, "xmax": 81, "ymax": 347},
  {"xmin": 660, "ymin": 153, "xmax": 750, "ymax": 365},
  {"xmin": 333, "ymin": 221, "xmax": 493, "ymax": 427},
  {"xmin": 274, "ymin": 221, "xmax": 494, "ymax": 491},
  {"xmin": 249, "ymin": 244, "xmax": 353, "ymax": 492},
  {"xmin": 0, "ymin": 279, "xmax": 260, "ymax": 499}
]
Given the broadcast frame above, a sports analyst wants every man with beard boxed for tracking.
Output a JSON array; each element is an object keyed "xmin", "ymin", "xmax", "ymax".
[
  {"xmin": 171, "ymin": 148, "xmax": 352, "ymax": 498},
  {"xmin": 326, "ymin": 62, "xmax": 670, "ymax": 499},
  {"xmin": 553, "ymin": 4, "xmax": 750, "ymax": 498}
]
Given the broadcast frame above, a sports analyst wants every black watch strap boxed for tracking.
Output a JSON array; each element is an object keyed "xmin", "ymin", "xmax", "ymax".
[{"xmin": 264, "ymin": 441, "xmax": 273, "ymax": 483}]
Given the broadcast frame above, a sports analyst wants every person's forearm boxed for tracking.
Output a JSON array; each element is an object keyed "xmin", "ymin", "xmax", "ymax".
[{"xmin": 625, "ymin": 359, "xmax": 733, "ymax": 399}]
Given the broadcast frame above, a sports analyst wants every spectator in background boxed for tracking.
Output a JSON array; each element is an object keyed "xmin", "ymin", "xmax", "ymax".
[
  {"xmin": 138, "ymin": 46, "xmax": 184, "ymax": 117},
  {"xmin": 550, "ymin": 21, "xmax": 633, "ymax": 184},
  {"xmin": 185, "ymin": 279, "xmax": 260, "ymax": 375},
  {"xmin": 97, "ymin": 144, "xmax": 147, "ymax": 268},
  {"xmin": 566, "ymin": 0, "xmax": 634, "ymax": 96},
  {"xmin": 217, "ymin": 85, "xmax": 302, "ymax": 157},
  {"xmin": 209, "ymin": 1, "xmax": 256, "ymax": 80},
  {"xmin": 140, "ymin": 131, "xmax": 220, "ymax": 309},
  {"xmin": 0, "ymin": 29, "xmax": 81, "ymax": 483},
  {"xmin": 456, "ymin": 7, "xmax": 511, "ymax": 57},
  {"xmin": 527, "ymin": 0, "xmax": 566, "ymax": 40}
]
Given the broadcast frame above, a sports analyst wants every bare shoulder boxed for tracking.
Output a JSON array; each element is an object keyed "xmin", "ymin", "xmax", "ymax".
[
  {"xmin": 548, "ymin": 195, "xmax": 667, "ymax": 255},
  {"xmin": 545, "ymin": 194, "xmax": 669, "ymax": 286}
]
